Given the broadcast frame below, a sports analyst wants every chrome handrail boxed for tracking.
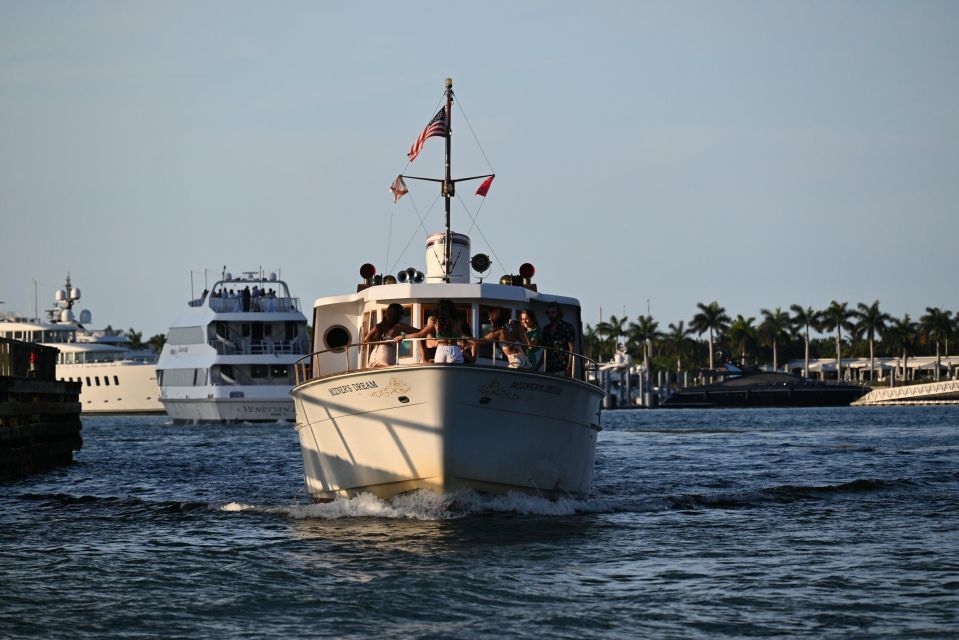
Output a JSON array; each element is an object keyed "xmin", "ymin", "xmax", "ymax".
[{"xmin": 293, "ymin": 337, "xmax": 600, "ymax": 386}]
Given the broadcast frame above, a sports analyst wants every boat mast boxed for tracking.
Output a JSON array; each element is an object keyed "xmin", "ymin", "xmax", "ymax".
[{"xmin": 442, "ymin": 77, "xmax": 454, "ymax": 282}]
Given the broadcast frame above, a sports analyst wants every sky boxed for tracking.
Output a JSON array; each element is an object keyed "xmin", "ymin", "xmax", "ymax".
[{"xmin": 1, "ymin": 1, "xmax": 957, "ymax": 338}]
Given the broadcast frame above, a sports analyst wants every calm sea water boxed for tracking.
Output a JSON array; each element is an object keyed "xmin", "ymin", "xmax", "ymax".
[{"xmin": 1, "ymin": 407, "xmax": 956, "ymax": 639}]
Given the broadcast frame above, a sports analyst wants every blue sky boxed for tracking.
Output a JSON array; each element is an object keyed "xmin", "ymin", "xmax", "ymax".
[{"xmin": 1, "ymin": 1, "xmax": 957, "ymax": 337}]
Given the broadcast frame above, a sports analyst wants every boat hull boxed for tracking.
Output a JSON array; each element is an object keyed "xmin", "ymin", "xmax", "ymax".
[
  {"xmin": 60, "ymin": 362, "xmax": 163, "ymax": 414},
  {"xmin": 292, "ymin": 366, "xmax": 604, "ymax": 502},
  {"xmin": 161, "ymin": 396, "xmax": 294, "ymax": 423},
  {"xmin": 661, "ymin": 385, "xmax": 866, "ymax": 408}
]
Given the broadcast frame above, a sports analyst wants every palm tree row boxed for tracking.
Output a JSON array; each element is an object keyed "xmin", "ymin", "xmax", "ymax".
[{"xmin": 585, "ymin": 301, "xmax": 957, "ymax": 380}]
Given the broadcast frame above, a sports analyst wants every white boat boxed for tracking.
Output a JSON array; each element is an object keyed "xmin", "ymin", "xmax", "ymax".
[
  {"xmin": 156, "ymin": 270, "xmax": 309, "ymax": 423},
  {"xmin": 291, "ymin": 79, "xmax": 604, "ymax": 502},
  {"xmin": 0, "ymin": 275, "xmax": 163, "ymax": 414}
]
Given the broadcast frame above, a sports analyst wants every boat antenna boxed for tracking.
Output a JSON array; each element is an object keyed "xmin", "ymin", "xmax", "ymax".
[{"xmin": 442, "ymin": 77, "xmax": 454, "ymax": 282}]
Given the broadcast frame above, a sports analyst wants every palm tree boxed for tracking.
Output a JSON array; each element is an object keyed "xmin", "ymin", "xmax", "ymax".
[
  {"xmin": 920, "ymin": 307, "xmax": 954, "ymax": 381},
  {"xmin": 666, "ymin": 321, "xmax": 694, "ymax": 373},
  {"xmin": 854, "ymin": 300, "xmax": 891, "ymax": 383},
  {"xmin": 146, "ymin": 333, "xmax": 166, "ymax": 355},
  {"xmin": 759, "ymin": 307, "xmax": 790, "ymax": 371},
  {"xmin": 627, "ymin": 314, "xmax": 661, "ymax": 371},
  {"xmin": 690, "ymin": 301, "xmax": 730, "ymax": 370},
  {"xmin": 582, "ymin": 324, "xmax": 602, "ymax": 361},
  {"xmin": 885, "ymin": 314, "xmax": 918, "ymax": 382},
  {"xmin": 726, "ymin": 315, "xmax": 756, "ymax": 366},
  {"xmin": 126, "ymin": 328, "xmax": 144, "ymax": 350},
  {"xmin": 596, "ymin": 313, "xmax": 628, "ymax": 360},
  {"xmin": 790, "ymin": 305, "xmax": 820, "ymax": 378},
  {"xmin": 819, "ymin": 301, "xmax": 855, "ymax": 381}
]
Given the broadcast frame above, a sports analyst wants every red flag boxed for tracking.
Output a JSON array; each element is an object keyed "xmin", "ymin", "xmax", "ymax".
[
  {"xmin": 475, "ymin": 175, "xmax": 494, "ymax": 197},
  {"xmin": 389, "ymin": 175, "xmax": 408, "ymax": 203}
]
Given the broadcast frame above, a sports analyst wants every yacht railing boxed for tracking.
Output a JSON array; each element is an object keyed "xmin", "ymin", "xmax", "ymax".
[
  {"xmin": 293, "ymin": 337, "xmax": 601, "ymax": 386},
  {"xmin": 210, "ymin": 339, "xmax": 306, "ymax": 356},
  {"xmin": 208, "ymin": 297, "xmax": 301, "ymax": 313}
]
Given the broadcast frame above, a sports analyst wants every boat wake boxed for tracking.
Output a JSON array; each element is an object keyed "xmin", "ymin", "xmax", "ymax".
[
  {"xmin": 12, "ymin": 471, "xmax": 952, "ymax": 522},
  {"xmin": 218, "ymin": 472, "xmax": 956, "ymax": 520},
  {"xmin": 219, "ymin": 489, "xmax": 616, "ymax": 521}
]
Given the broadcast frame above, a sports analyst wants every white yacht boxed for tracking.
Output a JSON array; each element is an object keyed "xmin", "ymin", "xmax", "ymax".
[
  {"xmin": 290, "ymin": 79, "xmax": 605, "ymax": 502},
  {"xmin": 156, "ymin": 271, "xmax": 309, "ymax": 423},
  {"xmin": 0, "ymin": 276, "xmax": 162, "ymax": 414}
]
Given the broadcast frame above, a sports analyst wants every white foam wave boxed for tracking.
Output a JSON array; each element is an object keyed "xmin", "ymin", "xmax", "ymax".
[{"xmin": 217, "ymin": 489, "xmax": 623, "ymax": 521}]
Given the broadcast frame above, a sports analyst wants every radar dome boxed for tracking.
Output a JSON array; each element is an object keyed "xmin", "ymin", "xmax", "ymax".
[
  {"xmin": 60, "ymin": 309, "xmax": 75, "ymax": 323},
  {"xmin": 55, "ymin": 289, "xmax": 66, "ymax": 302},
  {"xmin": 70, "ymin": 287, "xmax": 81, "ymax": 300},
  {"xmin": 79, "ymin": 310, "xmax": 92, "ymax": 324},
  {"xmin": 224, "ymin": 272, "xmax": 233, "ymax": 281},
  {"xmin": 269, "ymin": 272, "xmax": 277, "ymax": 281}
]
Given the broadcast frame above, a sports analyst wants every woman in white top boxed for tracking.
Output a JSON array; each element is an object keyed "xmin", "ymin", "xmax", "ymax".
[{"xmin": 363, "ymin": 303, "xmax": 420, "ymax": 367}]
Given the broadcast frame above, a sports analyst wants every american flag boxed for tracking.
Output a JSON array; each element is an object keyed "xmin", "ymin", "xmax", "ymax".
[{"xmin": 407, "ymin": 108, "xmax": 447, "ymax": 162}]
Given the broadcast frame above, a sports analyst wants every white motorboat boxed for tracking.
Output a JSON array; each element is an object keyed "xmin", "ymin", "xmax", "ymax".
[
  {"xmin": 291, "ymin": 79, "xmax": 604, "ymax": 502},
  {"xmin": 0, "ymin": 275, "xmax": 162, "ymax": 414},
  {"xmin": 156, "ymin": 270, "xmax": 309, "ymax": 423}
]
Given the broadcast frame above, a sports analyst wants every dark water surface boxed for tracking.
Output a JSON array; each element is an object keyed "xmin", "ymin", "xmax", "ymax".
[{"xmin": 1, "ymin": 407, "xmax": 957, "ymax": 638}]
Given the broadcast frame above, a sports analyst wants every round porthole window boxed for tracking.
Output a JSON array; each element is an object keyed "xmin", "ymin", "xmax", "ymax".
[{"xmin": 323, "ymin": 325, "xmax": 351, "ymax": 352}]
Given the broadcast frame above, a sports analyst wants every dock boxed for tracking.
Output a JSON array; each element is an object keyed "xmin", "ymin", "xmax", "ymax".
[
  {"xmin": 1, "ymin": 338, "xmax": 82, "ymax": 480},
  {"xmin": 852, "ymin": 380, "xmax": 959, "ymax": 406}
]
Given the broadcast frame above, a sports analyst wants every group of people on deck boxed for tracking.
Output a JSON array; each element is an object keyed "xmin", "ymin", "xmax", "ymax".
[
  {"xmin": 209, "ymin": 286, "xmax": 281, "ymax": 312},
  {"xmin": 364, "ymin": 299, "xmax": 577, "ymax": 375}
]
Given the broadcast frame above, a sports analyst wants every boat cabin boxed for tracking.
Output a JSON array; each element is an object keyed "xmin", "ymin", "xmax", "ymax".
[{"xmin": 307, "ymin": 280, "xmax": 587, "ymax": 381}]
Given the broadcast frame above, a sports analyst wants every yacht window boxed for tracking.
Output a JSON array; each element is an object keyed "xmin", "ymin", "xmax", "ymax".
[
  {"xmin": 323, "ymin": 326, "xmax": 351, "ymax": 353},
  {"xmin": 221, "ymin": 364, "xmax": 234, "ymax": 379},
  {"xmin": 85, "ymin": 377, "xmax": 91, "ymax": 386},
  {"xmin": 167, "ymin": 326, "xmax": 205, "ymax": 345},
  {"xmin": 251, "ymin": 365, "xmax": 268, "ymax": 378},
  {"xmin": 270, "ymin": 365, "xmax": 289, "ymax": 378},
  {"xmin": 285, "ymin": 322, "xmax": 299, "ymax": 341},
  {"xmin": 104, "ymin": 376, "xmax": 110, "ymax": 386},
  {"xmin": 114, "ymin": 375, "xmax": 120, "ymax": 385},
  {"xmin": 94, "ymin": 377, "xmax": 100, "ymax": 386}
]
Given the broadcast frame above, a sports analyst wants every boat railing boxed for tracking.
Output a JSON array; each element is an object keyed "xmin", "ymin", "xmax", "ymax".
[
  {"xmin": 293, "ymin": 337, "xmax": 601, "ymax": 386},
  {"xmin": 208, "ymin": 297, "xmax": 301, "ymax": 313},
  {"xmin": 210, "ymin": 339, "xmax": 306, "ymax": 356}
]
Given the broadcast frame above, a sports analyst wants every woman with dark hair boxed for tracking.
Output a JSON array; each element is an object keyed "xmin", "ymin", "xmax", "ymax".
[
  {"xmin": 519, "ymin": 308, "xmax": 542, "ymax": 370},
  {"xmin": 363, "ymin": 303, "xmax": 420, "ymax": 367},
  {"xmin": 407, "ymin": 298, "xmax": 470, "ymax": 364},
  {"xmin": 482, "ymin": 308, "xmax": 530, "ymax": 368}
]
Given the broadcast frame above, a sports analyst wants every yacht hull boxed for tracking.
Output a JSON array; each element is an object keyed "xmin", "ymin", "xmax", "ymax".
[
  {"xmin": 60, "ymin": 362, "xmax": 163, "ymax": 414},
  {"xmin": 161, "ymin": 396, "xmax": 294, "ymax": 423},
  {"xmin": 292, "ymin": 366, "xmax": 604, "ymax": 502}
]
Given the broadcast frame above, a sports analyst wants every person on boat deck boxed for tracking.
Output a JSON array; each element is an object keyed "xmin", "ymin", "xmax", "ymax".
[
  {"xmin": 480, "ymin": 308, "xmax": 530, "ymax": 368},
  {"xmin": 543, "ymin": 302, "xmax": 576, "ymax": 376},
  {"xmin": 404, "ymin": 298, "xmax": 470, "ymax": 364},
  {"xmin": 519, "ymin": 308, "xmax": 542, "ymax": 370},
  {"xmin": 363, "ymin": 303, "xmax": 421, "ymax": 368}
]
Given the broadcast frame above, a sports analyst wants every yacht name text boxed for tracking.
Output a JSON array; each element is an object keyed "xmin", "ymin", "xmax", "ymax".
[
  {"xmin": 511, "ymin": 381, "xmax": 563, "ymax": 395},
  {"xmin": 329, "ymin": 381, "xmax": 380, "ymax": 396}
]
